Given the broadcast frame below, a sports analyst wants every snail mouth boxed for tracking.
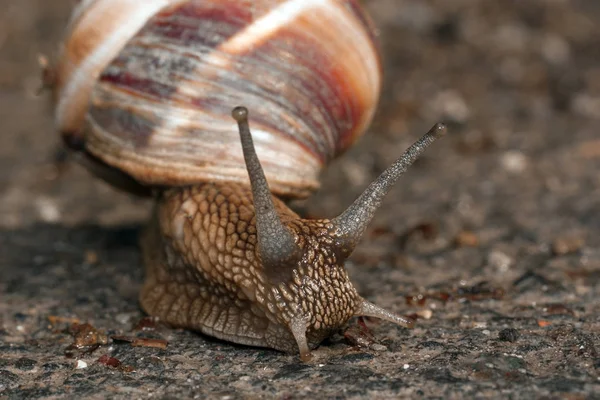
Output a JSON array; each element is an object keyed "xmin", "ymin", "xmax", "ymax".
[{"xmin": 262, "ymin": 254, "xmax": 302, "ymax": 285}]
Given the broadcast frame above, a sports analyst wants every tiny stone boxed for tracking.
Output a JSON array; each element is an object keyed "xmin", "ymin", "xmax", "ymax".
[
  {"xmin": 488, "ymin": 250, "xmax": 513, "ymax": 272},
  {"xmin": 35, "ymin": 196, "xmax": 61, "ymax": 223},
  {"xmin": 498, "ymin": 328, "xmax": 520, "ymax": 342},
  {"xmin": 540, "ymin": 34, "xmax": 570, "ymax": 65},
  {"xmin": 501, "ymin": 151, "xmax": 528, "ymax": 173},
  {"xmin": 115, "ymin": 313, "xmax": 132, "ymax": 325},
  {"xmin": 416, "ymin": 309, "xmax": 433, "ymax": 320},
  {"xmin": 431, "ymin": 90, "xmax": 471, "ymax": 123},
  {"xmin": 370, "ymin": 343, "xmax": 388, "ymax": 352},
  {"xmin": 76, "ymin": 360, "xmax": 88, "ymax": 369},
  {"xmin": 403, "ymin": 364, "xmax": 410, "ymax": 370}
]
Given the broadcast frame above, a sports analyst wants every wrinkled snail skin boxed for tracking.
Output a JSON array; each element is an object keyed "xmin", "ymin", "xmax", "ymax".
[{"xmin": 53, "ymin": 0, "xmax": 448, "ymax": 360}]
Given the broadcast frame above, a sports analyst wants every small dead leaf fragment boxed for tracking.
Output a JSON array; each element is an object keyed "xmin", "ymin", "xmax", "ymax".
[
  {"xmin": 64, "ymin": 323, "xmax": 108, "ymax": 358},
  {"xmin": 84, "ymin": 250, "xmax": 99, "ymax": 264},
  {"xmin": 97, "ymin": 354, "xmax": 122, "ymax": 368},
  {"xmin": 132, "ymin": 316, "xmax": 160, "ymax": 332},
  {"xmin": 112, "ymin": 335, "xmax": 169, "ymax": 349},
  {"xmin": 542, "ymin": 303, "xmax": 575, "ymax": 316},
  {"xmin": 454, "ymin": 231, "xmax": 479, "ymax": 247},
  {"xmin": 97, "ymin": 354, "xmax": 135, "ymax": 372},
  {"xmin": 343, "ymin": 317, "xmax": 376, "ymax": 348},
  {"xmin": 552, "ymin": 236, "xmax": 584, "ymax": 256}
]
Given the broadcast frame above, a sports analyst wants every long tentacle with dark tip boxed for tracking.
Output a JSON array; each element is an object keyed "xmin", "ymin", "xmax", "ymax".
[
  {"xmin": 232, "ymin": 106, "xmax": 298, "ymax": 271},
  {"xmin": 355, "ymin": 298, "xmax": 415, "ymax": 328},
  {"xmin": 332, "ymin": 123, "xmax": 447, "ymax": 255}
]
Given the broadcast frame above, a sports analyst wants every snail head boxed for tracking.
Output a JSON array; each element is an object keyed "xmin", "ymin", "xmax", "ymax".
[{"xmin": 232, "ymin": 106, "xmax": 446, "ymax": 360}]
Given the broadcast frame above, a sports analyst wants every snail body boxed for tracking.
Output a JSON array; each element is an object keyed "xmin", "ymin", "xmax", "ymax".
[{"xmin": 52, "ymin": 0, "xmax": 446, "ymax": 360}]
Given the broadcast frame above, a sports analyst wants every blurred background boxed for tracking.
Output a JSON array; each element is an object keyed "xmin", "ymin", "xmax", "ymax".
[{"xmin": 1, "ymin": 0, "xmax": 599, "ymax": 233}]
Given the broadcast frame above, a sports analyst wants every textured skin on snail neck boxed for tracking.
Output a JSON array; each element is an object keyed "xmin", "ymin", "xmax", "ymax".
[{"xmin": 139, "ymin": 182, "xmax": 361, "ymax": 354}]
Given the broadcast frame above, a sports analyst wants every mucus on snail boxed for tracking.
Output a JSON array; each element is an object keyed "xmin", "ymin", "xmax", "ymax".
[{"xmin": 49, "ymin": 0, "xmax": 447, "ymax": 361}]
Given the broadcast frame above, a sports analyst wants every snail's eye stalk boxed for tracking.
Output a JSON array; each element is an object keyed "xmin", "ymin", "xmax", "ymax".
[
  {"xmin": 332, "ymin": 123, "xmax": 447, "ymax": 256},
  {"xmin": 232, "ymin": 106, "xmax": 299, "ymax": 273}
]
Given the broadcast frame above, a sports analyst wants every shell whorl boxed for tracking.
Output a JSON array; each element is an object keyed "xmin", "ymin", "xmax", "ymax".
[
  {"xmin": 55, "ymin": 0, "xmax": 183, "ymax": 138},
  {"xmin": 56, "ymin": 0, "xmax": 382, "ymax": 197}
]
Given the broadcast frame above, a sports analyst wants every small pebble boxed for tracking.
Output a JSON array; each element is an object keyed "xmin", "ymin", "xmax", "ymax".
[
  {"xmin": 370, "ymin": 343, "xmax": 388, "ymax": 352},
  {"xmin": 540, "ymin": 34, "xmax": 570, "ymax": 65},
  {"xmin": 431, "ymin": 90, "xmax": 470, "ymax": 123},
  {"xmin": 115, "ymin": 313, "xmax": 132, "ymax": 325},
  {"xmin": 488, "ymin": 250, "xmax": 513, "ymax": 272},
  {"xmin": 499, "ymin": 328, "xmax": 520, "ymax": 342},
  {"xmin": 501, "ymin": 151, "xmax": 528, "ymax": 173},
  {"xmin": 35, "ymin": 196, "xmax": 61, "ymax": 223},
  {"xmin": 403, "ymin": 364, "xmax": 410, "ymax": 370},
  {"xmin": 416, "ymin": 309, "xmax": 433, "ymax": 320},
  {"xmin": 76, "ymin": 360, "xmax": 88, "ymax": 369}
]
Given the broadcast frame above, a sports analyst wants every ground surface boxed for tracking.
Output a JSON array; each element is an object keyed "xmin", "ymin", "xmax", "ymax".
[{"xmin": 1, "ymin": 0, "xmax": 599, "ymax": 399}]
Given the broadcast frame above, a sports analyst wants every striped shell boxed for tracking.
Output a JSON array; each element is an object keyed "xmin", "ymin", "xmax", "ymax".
[{"xmin": 55, "ymin": 0, "xmax": 381, "ymax": 197}]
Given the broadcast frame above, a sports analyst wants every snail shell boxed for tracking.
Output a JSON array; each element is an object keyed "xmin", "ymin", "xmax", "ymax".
[{"xmin": 54, "ymin": 0, "xmax": 382, "ymax": 197}]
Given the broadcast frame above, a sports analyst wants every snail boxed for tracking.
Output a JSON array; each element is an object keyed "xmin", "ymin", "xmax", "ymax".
[{"xmin": 49, "ymin": 0, "xmax": 447, "ymax": 361}]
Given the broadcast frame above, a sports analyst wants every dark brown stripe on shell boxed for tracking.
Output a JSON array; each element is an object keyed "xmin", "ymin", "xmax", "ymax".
[
  {"xmin": 147, "ymin": 1, "xmax": 254, "ymax": 48},
  {"xmin": 100, "ymin": 70, "xmax": 178, "ymax": 101},
  {"xmin": 90, "ymin": 105, "xmax": 157, "ymax": 149}
]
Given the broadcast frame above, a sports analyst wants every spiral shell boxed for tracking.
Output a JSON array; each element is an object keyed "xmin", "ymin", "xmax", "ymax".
[{"xmin": 55, "ymin": 0, "xmax": 381, "ymax": 197}]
